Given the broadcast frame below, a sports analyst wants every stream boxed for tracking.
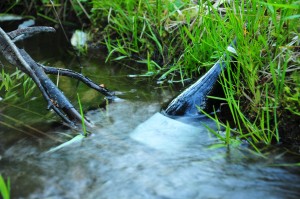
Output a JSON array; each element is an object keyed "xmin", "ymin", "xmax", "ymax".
[{"xmin": 0, "ymin": 24, "xmax": 300, "ymax": 199}]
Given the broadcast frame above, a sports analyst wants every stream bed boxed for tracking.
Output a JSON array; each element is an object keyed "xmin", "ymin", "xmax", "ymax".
[{"xmin": 0, "ymin": 25, "xmax": 300, "ymax": 199}]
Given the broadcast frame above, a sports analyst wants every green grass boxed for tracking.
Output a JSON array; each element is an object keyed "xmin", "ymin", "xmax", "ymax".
[
  {"xmin": 90, "ymin": 0, "xmax": 300, "ymax": 149},
  {"xmin": 77, "ymin": 93, "xmax": 87, "ymax": 136},
  {"xmin": 1, "ymin": 0, "xmax": 299, "ymax": 150},
  {"xmin": 0, "ymin": 0, "xmax": 91, "ymax": 26},
  {"xmin": 91, "ymin": 0, "xmax": 217, "ymax": 79},
  {"xmin": 221, "ymin": 0, "xmax": 300, "ymax": 147},
  {"xmin": 0, "ymin": 175, "xmax": 10, "ymax": 199}
]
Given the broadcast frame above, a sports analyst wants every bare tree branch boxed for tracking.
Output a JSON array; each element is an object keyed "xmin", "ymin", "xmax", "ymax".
[
  {"xmin": 0, "ymin": 26, "xmax": 115, "ymax": 130},
  {"xmin": 40, "ymin": 64, "xmax": 115, "ymax": 100}
]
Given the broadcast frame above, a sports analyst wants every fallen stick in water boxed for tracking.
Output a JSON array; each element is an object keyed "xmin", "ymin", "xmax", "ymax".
[
  {"xmin": 0, "ymin": 26, "xmax": 115, "ymax": 129},
  {"xmin": 164, "ymin": 38, "xmax": 237, "ymax": 117}
]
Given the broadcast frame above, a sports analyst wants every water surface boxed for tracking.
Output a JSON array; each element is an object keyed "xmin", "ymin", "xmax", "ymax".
[{"xmin": 0, "ymin": 25, "xmax": 300, "ymax": 199}]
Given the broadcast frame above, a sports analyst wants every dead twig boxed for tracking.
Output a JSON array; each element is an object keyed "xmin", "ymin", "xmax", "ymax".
[{"xmin": 0, "ymin": 26, "xmax": 115, "ymax": 130}]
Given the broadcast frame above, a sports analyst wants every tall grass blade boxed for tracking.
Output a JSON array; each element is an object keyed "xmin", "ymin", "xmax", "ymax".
[{"xmin": 0, "ymin": 175, "xmax": 10, "ymax": 199}]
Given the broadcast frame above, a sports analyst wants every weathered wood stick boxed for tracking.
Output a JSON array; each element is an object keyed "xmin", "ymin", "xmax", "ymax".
[
  {"xmin": 40, "ymin": 64, "xmax": 115, "ymax": 100},
  {"xmin": 164, "ymin": 38, "xmax": 237, "ymax": 117},
  {"xmin": 0, "ymin": 26, "xmax": 115, "ymax": 129}
]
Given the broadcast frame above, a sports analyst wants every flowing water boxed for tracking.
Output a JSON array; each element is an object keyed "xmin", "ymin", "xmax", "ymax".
[{"xmin": 0, "ymin": 24, "xmax": 300, "ymax": 199}]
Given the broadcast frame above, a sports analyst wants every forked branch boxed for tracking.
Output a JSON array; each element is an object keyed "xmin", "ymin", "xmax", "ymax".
[{"xmin": 0, "ymin": 26, "xmax": 115, "ymax": 130}]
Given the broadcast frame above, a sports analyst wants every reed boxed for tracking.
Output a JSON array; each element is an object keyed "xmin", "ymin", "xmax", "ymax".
[{"xmin": 77, "ymin": 93, "xmax": 87, "ymax": 136}]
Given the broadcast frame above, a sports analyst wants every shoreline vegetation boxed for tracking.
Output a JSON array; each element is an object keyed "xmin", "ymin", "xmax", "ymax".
[{"xmin": 0, "ymin": 0, "xmax": 299, "ymax": 152}]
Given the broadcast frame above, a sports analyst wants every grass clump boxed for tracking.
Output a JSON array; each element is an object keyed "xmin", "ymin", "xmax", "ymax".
[
  {"xmin": 221, "ymin": 0, "xmax": 300, "ymax": 148},
  {"xmin": 0, "ymin": 68, "xmax": 36, "ymax": 102},
  {"xmin": 90, "ymin": 0, "xmax": 300, "ymax": 149},
  {"xmin": 0, "ymin": 0, "xmax": 91, "ymax": 26},
  {"xmin": 0, "ymin": 0, "xmax": 299, "ymax": 150},
  {"xmin": 91, "ymin": 0, "xmax": 231, "ymax": 80}
]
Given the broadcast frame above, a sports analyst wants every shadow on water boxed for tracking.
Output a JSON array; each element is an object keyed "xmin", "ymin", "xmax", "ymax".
[{"xmin": 1, "ymin": 25, "xmax": 300, "ymax": 199}]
